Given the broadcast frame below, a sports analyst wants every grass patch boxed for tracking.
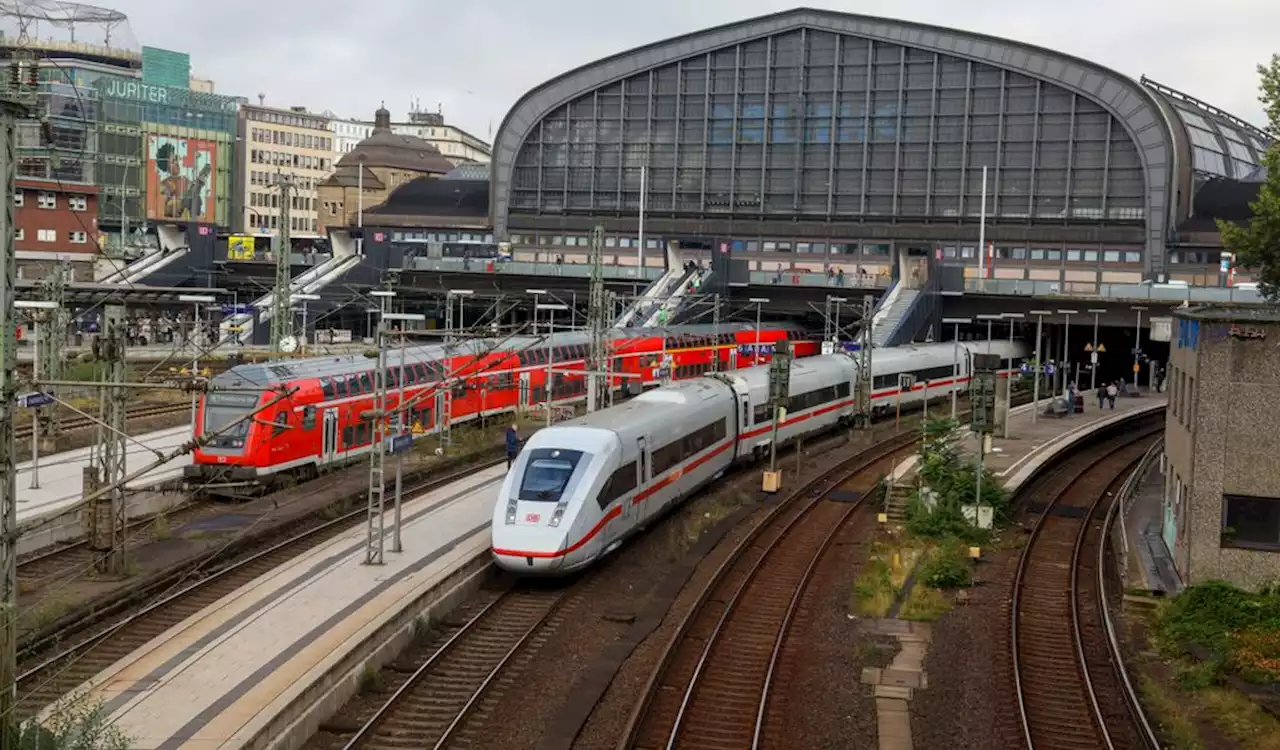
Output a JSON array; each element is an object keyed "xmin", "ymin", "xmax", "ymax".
[
  {"xmin": 357, "ymin": 664, "xmax": 384, "ymax": 694},
  {"xmin": 151, "ymin": 513, "xmax": 172, "ymax": 541},
  {"xmin": 1136, "ymin": 673, "xmax": 1205, "ymax": 750},
  {"xmin": 1194, "ymin": 686, "xmax": 1280, "ymax": 749},
  {"xmin": 851, "ymin": 557, "xmax": 895, "ymax": 618},
  {"xmin": 899, "ymin": 585, "xmax": 951, "ymax": 622},
  {"xmin": 851, "ymin": 539, "xmax": 926, "ymax": 618}
]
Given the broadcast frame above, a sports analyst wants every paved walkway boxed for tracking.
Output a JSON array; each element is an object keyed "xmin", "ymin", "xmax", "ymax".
[
  {"xmin": 1124, "ymin": 458, "xmax": 1183, "ymax": 594},
  {"xmin": 17, "ymin": 426, "xmax": 188, "ymax": 526}
]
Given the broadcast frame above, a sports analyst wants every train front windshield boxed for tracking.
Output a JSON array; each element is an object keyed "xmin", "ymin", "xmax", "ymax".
[
  {"xmin": 518, "ymin": 449, "xmax": 586, "ymax": 503},
  {"xmin": 202, "ymin": 392, "xmax": 260, "ymax": 449}
]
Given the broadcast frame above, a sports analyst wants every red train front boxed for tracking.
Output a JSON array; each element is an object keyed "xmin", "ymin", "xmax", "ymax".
[{"xmin": 185, "ymin": 323, "xmax": 819, "ymax": 495}]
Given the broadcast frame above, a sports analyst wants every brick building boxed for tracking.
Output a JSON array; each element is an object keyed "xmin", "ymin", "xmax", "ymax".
[
  {"xmin": 1165, "ymin": 307, "xmax": 1280, "ymax": 589},
  {"xmin": 15, "ymin": 179, "xmax": 100, "ymax": 253}
]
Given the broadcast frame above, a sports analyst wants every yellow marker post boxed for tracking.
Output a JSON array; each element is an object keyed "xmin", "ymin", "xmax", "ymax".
[
  {"xmin": 968, "ymin": 546, "xmax": 982, "ymax": 559},
  {"xmin": 877, "ymin": 512, "xmax": 888, "ymax": 524}
]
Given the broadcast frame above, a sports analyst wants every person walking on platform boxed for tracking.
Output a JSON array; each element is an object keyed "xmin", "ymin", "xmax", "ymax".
[
  {"xmin": 506, "ymin": 424, "xmax": 521, "ymax": 468},
  {"xmin": 1106, "ymin": 382, "xmax": 1118, "ymax": 409},
  {"xmin": 1096, "ymin": 384, "xmax": 1107, "ymax": 410}
]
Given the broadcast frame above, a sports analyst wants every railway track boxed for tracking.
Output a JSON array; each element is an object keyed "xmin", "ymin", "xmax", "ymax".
[
  {"xmin": 16, "ymin": 402, "xmax": 189, "ymax": 441},
  {"xmin": 334, "ymin": 582, "xmax": 580, "ymax": 750},
  {"xmin": 617, "ymin": 431, "xmax": 916, "ymax": 750},
  {"xmin": 13, "ymin": 457, "xmax": 505, "ymax": 721},
  {"xmin": 1011, "ymin": 423, "xmax": 1163, "ymax": 750}
]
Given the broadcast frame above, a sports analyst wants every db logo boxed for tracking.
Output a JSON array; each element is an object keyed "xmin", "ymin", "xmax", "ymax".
[{"xmin": 525, "ymin": 512, "xmax": 541, "ymax": 523}]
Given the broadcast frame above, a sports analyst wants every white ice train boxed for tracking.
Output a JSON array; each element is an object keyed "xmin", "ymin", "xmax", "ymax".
[{"xmin": 491, "ymin": 339, "xmax": 1030, "ymax": 574}]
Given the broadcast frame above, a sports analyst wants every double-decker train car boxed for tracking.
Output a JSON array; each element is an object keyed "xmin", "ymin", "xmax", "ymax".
[
  {"xmin": 185, "ymin": 323, "xmax": 819, "ymax": 492},
  {"xmin": 491, "ymin": 338, "xmax": 1029, "ymax": 574}
]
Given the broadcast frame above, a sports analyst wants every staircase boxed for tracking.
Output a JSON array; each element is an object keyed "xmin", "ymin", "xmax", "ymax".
[
  {"xmin": 884, "ymin": 482, "xmax": 914, "ymax": 523},
  {"xmin": 871, "ymin": 288, "xmax": 920, "ymax": 347},
  {"xmin": 221, "ymin": 254, "xmax": 361, "ymax": 343}
]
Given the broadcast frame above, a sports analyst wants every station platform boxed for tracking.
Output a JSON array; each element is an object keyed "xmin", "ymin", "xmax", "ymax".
[
  {"xmin": 1123, "ymin": 456, "xmax": 1183, "ymax": 595},
  {"xmin": 892, "ymin": 393, "xmax": 1168, "ymax": 494},
  {"xmin": 957, "ymin": 392, "xmax": 1166, "ymax": 494},
  {"xmin": 45, "ymin": 463, "xmax": 505, "ymax": 750},
  {"xmin": 17, "ymin": 425, "xmax": 190, "ymax": 526}
]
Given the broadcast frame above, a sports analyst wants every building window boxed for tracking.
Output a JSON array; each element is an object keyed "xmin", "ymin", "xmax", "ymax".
[
  {"xmin": 70, "ymin": 231, "xmax": 87, "ymax": 244},
  {"xmin": 68, "ymin": 195, "xmax": 87, "ymax": 211},
  {"xmin": 37, "ymin": 192, "xmax": 56, "ymax": 209},
  {"xmin": 13, "ymin": 191, "xmax": 22, "ymax": 207},
  {"xmin": 15, "ymin": 228, "xmax": 23, "ymax": 241},
  {"xmin": 37, "ymin": 229, "xmax": 55, "ymax": 242},
  {"xmin": 1223, "ymin": 495, "xmax": 1280, "ymax": 550}
]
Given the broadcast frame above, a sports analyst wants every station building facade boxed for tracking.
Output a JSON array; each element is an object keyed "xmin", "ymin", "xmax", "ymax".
[
  {"xmin": 1165, "ymin": 308, "xmax": 1280, "ymax": 590},
  {"xmin": 486, "ymin": 8, "xmax": 1272, "ymax": 288}
]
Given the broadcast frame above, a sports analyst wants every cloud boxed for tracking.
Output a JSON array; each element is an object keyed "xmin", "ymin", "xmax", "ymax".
[{"xmin": 107, "ymin": 0, "xmax": 1275, "ymax": 138}]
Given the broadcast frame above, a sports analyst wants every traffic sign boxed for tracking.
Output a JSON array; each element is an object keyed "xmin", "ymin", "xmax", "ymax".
[
  {"xmin": 1096, "ymin": 344, "xmax": 1106, "ymax": 353},
  {"xmin": 18, "ymin": 391, "xmax": 53, "ymax": 408},
  {"xmin": 1084, "ymin": 343, "xmax": 1093, "ymax": 352},
  {"xmin": 1044, "ymin": 364, "xmax": 1056, "ymax": 376},
  {"xmin": 1133, "ymin": 363, "xmax": 1141, "ymax": 373},
  {"xmin": 385, "ymin": 434, "xmax": 413, "ymax": 454}
]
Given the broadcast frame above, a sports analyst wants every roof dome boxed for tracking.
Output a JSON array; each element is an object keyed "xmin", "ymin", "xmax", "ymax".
[{"xmin": 336, "ymin": 104, "xmax": 454, "ymax": 175}]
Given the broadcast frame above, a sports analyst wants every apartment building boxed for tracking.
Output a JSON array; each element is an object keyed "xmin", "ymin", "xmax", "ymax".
[
  {"xmin": 328, "ymin": 108, "xmax": 491, "ymax": 166},
  {"xmin": 235, "ymin": 104, "xmax": 334, "ymax": 239},
  {"xmin": 14, "ymin": 180, "xmax": 100, "ymax": 255}
]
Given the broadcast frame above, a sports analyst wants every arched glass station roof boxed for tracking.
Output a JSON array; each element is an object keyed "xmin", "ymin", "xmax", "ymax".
[{"xmin": 1143, "ymin": 77, "xmax": 1272, "ymax": 180}]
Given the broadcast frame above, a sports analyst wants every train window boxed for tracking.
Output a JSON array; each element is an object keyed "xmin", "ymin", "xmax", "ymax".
[
  {"xmin": 347, "ymin": 375, "xmax": 361, "ymax": 395},
  {"xmin": 650, "ymin": 441, "xmax": 682, "ymax": 476},
  {"xmin": 334, "ymin": 378, "xmax": 348, "ymax": 398},
  {"xmin": 600, "ymin": 462, "xmax": 638, "ymax": 509},
  {"xmin": 359, "ymin": 373, "xmax": 373, "ymax": 393},
  {"xmin": 321, "ymin": 379, "xmax": 335, "ymax": 400},
  {"xmin": 754, "ymin": 403, "xmax": 771, "ymax": 425},
  {"xmin": 272, "ymin": 411, "xmax": 289, "ymax": 437},
  {"xmin": 302, "ymin": 406, "xmax": 317, "ymax": 430},
  {"xmin": 837, "ymin": 382, "xmax": 851, "ymax": 399},
  {"xmin": 518, "ymin": 448, "xmax": 585, "ymax": 503}
]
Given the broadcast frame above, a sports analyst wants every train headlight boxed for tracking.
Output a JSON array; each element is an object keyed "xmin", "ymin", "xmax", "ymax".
[
  {"xmin": 505, "ymin": 498, "xmax": 517, "ymax": 525},
  {"xmin": 548, "ymin": 501, "xmax": 568, "ymax": 528}
]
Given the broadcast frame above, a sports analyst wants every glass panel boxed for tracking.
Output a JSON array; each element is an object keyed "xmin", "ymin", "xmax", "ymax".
[{"xmin": 1193, "ymin": 147, "xmax": 1226, "ymax": 175}]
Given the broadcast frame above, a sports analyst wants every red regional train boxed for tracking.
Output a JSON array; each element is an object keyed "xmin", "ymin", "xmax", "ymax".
[{"xmin": 184, "ymin": 323, "xmax": 819, "ymax": 493}]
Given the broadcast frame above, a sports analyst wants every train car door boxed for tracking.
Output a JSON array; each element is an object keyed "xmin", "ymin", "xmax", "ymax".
[
  {"xmin": 728, "ymin": 346, "xmax": 738, "ymax": 371},
  {"xmin": 635, "ymin": 436, "xmax": 650, "ymax": 520},
  {"xmin": 321, "ymin": 408, "xmax": 338, "ymax": 466},
  {"xmin": 518, "ymin": 372, "xmax": 531, "ymax": 413}
]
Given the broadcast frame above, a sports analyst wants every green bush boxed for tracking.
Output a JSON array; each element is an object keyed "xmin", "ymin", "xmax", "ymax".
[
  {"xmin": 1156, "ymin": 580, "xmax": 1280, "ymax": 684},
  {"xmin": 18, "ymin": 693, "xmax": 133, "ymax": 749},
  {"xmin": 918, "ymin": 543, "xmax": 974, "ymax": 589}
]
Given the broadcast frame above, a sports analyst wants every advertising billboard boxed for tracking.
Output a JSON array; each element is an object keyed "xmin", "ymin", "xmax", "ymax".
[
  {"xmin": 146, "ymin": 134, "xmax": 217, "ymax": 222},
  {"xmin": 228, "ymin": 235, "xmax": 256, "ymax": 261}
]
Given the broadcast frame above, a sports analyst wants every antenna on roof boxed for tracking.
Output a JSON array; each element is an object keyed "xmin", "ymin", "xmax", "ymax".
[{"xmin": 257, "ymin": 93, "xmax": 265, "ymax": 106}]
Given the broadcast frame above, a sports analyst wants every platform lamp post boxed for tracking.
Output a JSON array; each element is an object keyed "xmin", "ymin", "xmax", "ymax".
[
  {"xmin": 526, "ymin": 288, "xmax": 547, "ymax": 336},
  {"xmin": 1001, "ymin": 313, "xmax": 1025, "ymax": 439},
  {"xmin": 976, "ymin": 314, "xmax": 1002, "ymax": 353},
  {"xmin": 1058, "ymin": 309, "xmax": 1078, "ymax": 394},
  {"xmin": 1087, "ymin": 308, "xmax": 1107, "ymax": 392},
  {"xmin": 177, "ymin": 294, "xmax": 216, "ymax": 426},
  {"xmin": 17, "ymin": 300, "xmax": 58, "ymax": 490},
  {"xmin": 1029, "ymin": 310, "xmax": 1053, "ymax": 424},
  {"xmin": 445, "ymin": 289, "xmax": 473, "ymax": 345},
  {"xmin": 382, "ymin": 309, "xmax": 426, "ymax": 554},
  {"xmin": 536, "ymin": 302, "xmax": 569, "ymax": 427},
  {"xmin": 1131, "ymin": 305, "xmax": 1147, "ymax": 391},
  {"xmin": 942, "ymin": 317, "xmax": 971, "ymax": 420},
  {"xmin": 293, "ymin": 293, "xmax": 320, "ymax": 355},
  {"xmin": 749, "ymin": 297, "xmax": 770, "ymax": 364}
]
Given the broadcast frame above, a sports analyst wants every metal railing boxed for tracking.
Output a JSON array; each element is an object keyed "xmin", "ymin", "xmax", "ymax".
[{"xmin": 963, "ymin": 278, "xmax": 1264, "ymax": 304}]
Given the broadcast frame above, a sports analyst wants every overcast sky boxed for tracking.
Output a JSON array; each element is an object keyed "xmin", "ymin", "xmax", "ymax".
[{"xmin": 96, "ymin": 0, "xmax": 1278, "ymax": 141}]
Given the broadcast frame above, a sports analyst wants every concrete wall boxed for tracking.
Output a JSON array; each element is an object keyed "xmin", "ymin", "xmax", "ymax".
[{"xmin": 1167, "ymin": 314, "xmax": 1280, "ymax": 589}]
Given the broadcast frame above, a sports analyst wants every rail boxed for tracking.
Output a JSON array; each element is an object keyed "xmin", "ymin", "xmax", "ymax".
[
  {"xmin": 1099, "ymin": 438, "xmax": 1164, "ymax": 750},
  {"xmin": 618, "ymin": 430, "xmax": 915, "ymax": 749},
  {"xmin": 1010, "ymin": 419, "xmax": 1163, "ymax": 750}
]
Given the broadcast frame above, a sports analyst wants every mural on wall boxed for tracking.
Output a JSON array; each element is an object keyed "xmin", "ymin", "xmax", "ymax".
[{"xmin": 146, "ymin": 134, "xmax": 216, "ymax": 221}]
